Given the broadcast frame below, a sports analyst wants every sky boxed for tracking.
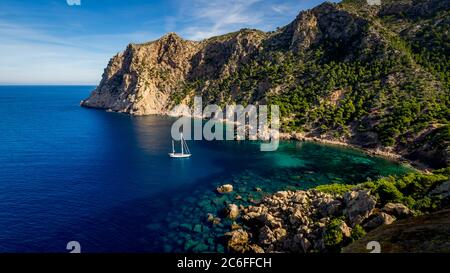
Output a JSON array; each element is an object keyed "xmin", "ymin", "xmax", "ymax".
[{"xmin": 0, "ymin": 0, "xmax": 336, "ymax": 85}]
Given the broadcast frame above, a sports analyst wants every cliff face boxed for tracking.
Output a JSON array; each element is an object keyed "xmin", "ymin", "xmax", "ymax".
[
  {"xmin": 82, "ymin": 0, "xmax": 449, "ymax": 168},
  {"xmin": 82, "ymin": 30, "xmax": 267, "ymax": 115},
  {"xmin": 82, "ymin": 33, "xmax": 200, "ymax": 115}
]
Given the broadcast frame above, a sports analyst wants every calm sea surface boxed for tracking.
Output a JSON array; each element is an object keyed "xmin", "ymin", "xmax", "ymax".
[{"xmin": 0, "ymin": 86, "xmax": 412, "ymax": 252}]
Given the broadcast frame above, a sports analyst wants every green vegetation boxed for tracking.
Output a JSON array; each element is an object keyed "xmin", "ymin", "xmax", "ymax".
[
  {"xmin": 318, "ymin": 167, "xmax": 449, "ymax": 252},
  {"xmin": 178, "ymin": 0, "xmax": 449, "ymax": 168},
  {"xmin": 194, "ymin": 24, "xmax": 449, "ymax": 152},
  {"xmin": 323, "ymin": 218, "xmax": 346, "ymax": 251},
  {"xmin": 316, "ymin": 167, "xmax": 450, "ymax": 214},
  {"xmin": 350, "ymin": 224, "xmax": 366, "ymax": 242},
  {"xmin": 367, "ymin": 169, "xmax": 449, "ymax": 212},
  {"xmin": 323, "ymin": 218, "xmax": 366, "ymax": 252},
  {"xmin": 315, "ymin": 183, "xmax": 354, "ymax": 195}
]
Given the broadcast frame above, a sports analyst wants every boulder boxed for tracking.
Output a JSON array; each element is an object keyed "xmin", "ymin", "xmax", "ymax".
[
  {"xmin": 216, "ymin": 184, "xmax": 234, "ymax": 194},
  {"xmin": 249, "ymin": 244, "xmax": 265, "ymax": 253},
  {"xmin": 382, "ymin": 203, "xmax": 411, "ymax": 218},
  {"xmin": 212, "ymin": 218, "xmax": 221, "ymax": 225},
  {"xmin": 258, "ymin": 226, "xmax": 287, "ymax": 245},
  {"xmin": 300, "ymin": 237, "xmax": 311, "ymax": 252},
  {"xmin": 338, "ymin": 221, "xmax": 352, "ymax": 238},
  {"xmin": 273, "ymin": 228, "xmax": 287, "ymax": 241},
  {"xmin": 207, "ymin": 213, "xmax": 221, "ymax": 225},
  {"xmin": 224, "ymin": 204, "xmax": 240, "ymax": 219},
  {"xmin": 430, "ymin": 180, "xmax": 450, "ymax": 199},
  {"xmin": 226, "ymin": 229, "xmax": 249, "ymax": 253},
  {"xmin": 344, "ymin": 190, "xmax": 377, "ymax": 226},
  {"xmin": 292, "ymin": 191, "xmax": 309, "ymax": 204},
  {"xmin": 257, "ymin": 213, "xmax": 283, "ymax": 229},
  {"xmin": 363, "ymin": 212, "xmax": 396, "ymax": 230},
  {"xmin": 231, "ymin": 222, "xmax": 242, "ymax": 230},
  {"xmin": 274, "ymin": 191, "xmax": 289, "ymax": 198},
  {"xmin": 258, "ymin": 226, "xmax": 275, "ymax": 245},
  {"xmin": 317, "ymin": 199, "xmax": 342, "ymax": 217},
  {"xmin": 206, "ymin": 213, "xmax": 215, "ymax": 222},
  {"xmin": 289, "ymin": 208, "xmax": 305, "ymax": 225}
]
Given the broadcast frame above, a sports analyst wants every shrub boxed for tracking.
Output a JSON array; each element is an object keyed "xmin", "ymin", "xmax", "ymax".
[
  {"xmin": 412, "ymin": 196, "xmax": 439, "ymax": 212},
  {"xmin": 315, "ymin": 183, "xmax": 354, "ymax": 195},
  {"xmin": 350, "ymin": 224, "xmax": 366, "ymax": 242},
  {"xmin": 372, "ymin": 178, "xmax": 404, "ymax": 205},
  {"xmin": 323, "ymin": 218, "xmax": 346, "ymax": 251}
]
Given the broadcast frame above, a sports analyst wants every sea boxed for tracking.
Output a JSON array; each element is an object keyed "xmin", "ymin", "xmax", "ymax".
[{"xmin": 0, "ymin": 86, "xmax": 412, "ymax": 252}]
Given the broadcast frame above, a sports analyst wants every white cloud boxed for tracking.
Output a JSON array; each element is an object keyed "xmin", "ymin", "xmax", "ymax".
[
  {"xmin": 271, "ymin": 4, "xmax": 293, "ymax": 14},
  {"xmin": 177, "ymin": 0, "xmax": 263, "ymax": 40},
  {"xmin": 66, "ymin": 0, "xmax": 81, "ymax": 6}
]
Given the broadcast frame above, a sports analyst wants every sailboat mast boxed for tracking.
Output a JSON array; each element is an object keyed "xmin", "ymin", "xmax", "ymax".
[
  {"xmin": 181, "ymin": 133, "xmax": 184, "ymax": 155},
  {"xmin": 172, "ymin": 140, "xmax": 175, "ymax": 153}
]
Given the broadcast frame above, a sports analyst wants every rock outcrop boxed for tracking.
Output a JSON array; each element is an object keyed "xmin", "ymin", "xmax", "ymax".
[
  {"xmin": 225, "ymin": 189, "xmax": 379, "ymax": 253},
  {"xmin": 343, "ymin": 209, "xmax": 450, "ymax": 253},
  {"xmin": 81, "ymin": 30, "xmax": 266, "ymax": 115},
  {"xmin": 343, "ymin": 190, "xmax": 376, "ymax": 226},
  {"xmin": 216, "ymin": 184, "xmax": 234, "ymax": 194},
  {"xmin": 224, "ymin": 171, "xmax": 450, "ymax": 253},
  {"xmin": 81, "ymin": 33, "xmax": 200, "ymax": 115}
]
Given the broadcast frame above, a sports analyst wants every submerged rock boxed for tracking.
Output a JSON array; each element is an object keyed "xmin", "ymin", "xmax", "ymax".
[
  {"xmin": 206, "ymin": 213, "xmax": 215, "ymax": 222},
  {"xmin": 193, "ymin": 224, "xmax": 203, "ymax": 233},
  {"xmin": 231, "ymin": 222, "xmax": 242, "ymax": 230},
  {"xmin": 224, "ymin": 204, "xmax": 240, "ymax": 219},
  {"xmin": 179, "ymin": 223, "xmax": 193, "ymax": 232}
]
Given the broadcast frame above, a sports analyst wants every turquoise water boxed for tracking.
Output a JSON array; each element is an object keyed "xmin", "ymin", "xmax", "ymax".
[{"xmin": 0, "ymin": 86, "xmax": 412, "ymax": 252}]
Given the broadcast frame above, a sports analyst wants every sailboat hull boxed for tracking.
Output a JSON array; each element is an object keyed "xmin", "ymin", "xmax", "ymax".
[{"xmin": 168, "ymin": 153, "xmax": 191, "ymax": 158}]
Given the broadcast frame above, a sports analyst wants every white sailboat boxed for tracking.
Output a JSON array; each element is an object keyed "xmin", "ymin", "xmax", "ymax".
[{"xmin": 169, "ymin": 133, "xmax": 191, "ymax": 158}]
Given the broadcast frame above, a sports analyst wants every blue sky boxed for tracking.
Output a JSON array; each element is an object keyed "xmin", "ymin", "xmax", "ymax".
[{"xmin": 0, "ymin": 0, "xmax": 336, "ymax": 85}]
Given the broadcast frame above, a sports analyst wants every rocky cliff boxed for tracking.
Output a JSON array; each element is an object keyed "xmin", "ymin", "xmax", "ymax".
[
  {"xmin": 82, "ymin": 0, "xmax": 449, "ymax": 168},
  {"xmin": 81, "ymin": 33, "xmax": 200, "ymax": 115}
]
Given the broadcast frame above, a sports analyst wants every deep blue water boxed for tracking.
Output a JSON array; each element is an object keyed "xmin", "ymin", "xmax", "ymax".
[{"xmin": 0, "ymin": 86, "xmax": 412, "ymax": 253}]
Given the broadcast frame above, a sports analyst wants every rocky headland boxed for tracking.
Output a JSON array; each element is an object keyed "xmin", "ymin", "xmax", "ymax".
[{"xmin": 81, "ymin": 0, "xmax": 449, "ymax": 169}]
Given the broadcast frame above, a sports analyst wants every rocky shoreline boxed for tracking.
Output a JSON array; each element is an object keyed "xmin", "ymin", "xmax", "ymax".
[{"xmin": 220, "ymin": 171, "xmax": 450, "ymax": 253}]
